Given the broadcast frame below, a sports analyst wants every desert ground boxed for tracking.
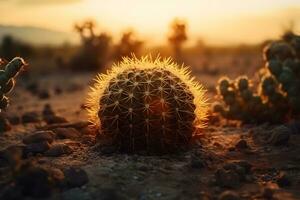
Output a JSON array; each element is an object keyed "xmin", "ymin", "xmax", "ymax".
[{"xmin": 0, "ymin": 54, "xmax": 299, "ymax": 200}]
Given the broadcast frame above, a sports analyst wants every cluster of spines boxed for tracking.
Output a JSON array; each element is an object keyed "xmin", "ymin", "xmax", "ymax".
[
  {"xmin": 213, "ymin": 32, "xmax": 300, "ymax": 123},
  {"xmin": 87, "ymin": 56, "xmax": 207, "ymax": 153},
  {"xmin": 0, "ymin": 57, "xmax": 26, "ymax": 111},
  {"xmin": 99, "ymin": 68, "xmax": 196, "ymax": 153}
]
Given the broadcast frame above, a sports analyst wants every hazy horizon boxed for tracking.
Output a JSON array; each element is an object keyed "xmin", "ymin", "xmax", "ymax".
[{"xmin": 0, "ymin": 0, "xmax": 300, "ymax": 46}]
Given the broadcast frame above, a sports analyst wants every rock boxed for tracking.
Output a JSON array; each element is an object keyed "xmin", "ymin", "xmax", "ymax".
[
  {"xmin": 25, "ymin": 141, "xmax": 51, "ymax": 155},
  {"xmin": 15, "ymin": 161, "xmax": 54, "ymax": 198},
  {"xmin": 42, "ymin": 104, "xmax": 68, "ymax": 124},
  {"xmin": 42, "ymin": 104, "xmax": 55, "ymax": 116},
  {"xmin": 53, "ymin": 127, "xmax": 81, "ymax": 139},
  {"xmin": 26, "ymin": 82, "xmax": 39, "ymax": 94},
  {"xmin": 23, "ymin": 130, "xmax": 55, "ymax": 144},
  {"xmin": 81, "ymin": 135, "xmax": 96, "ymax": 145},
  {"xmin": 44, "ymin": 115, "xmax": 68, "ymax": 124},
  {"xmin": 235, "ymin": 139, "xmax": 249, "ymax": 149},
  {"xmin": 233, "ymin": 160, "xmax": 252, "ymax": 174},
  {"xmin": 7, "ymin": 114, "xmax": 21, "ymax": 125},
  {"xmin": 63, "ymin": 166, "xmax": 89, "ymax": 188},
  {"xmin": 219, "ymin": 191, "xmax": 240, "ymax": 200},
  {"xmin": 49, "ymin": 168, "xmax": 65, "ymax": 186},
  {"xmin": 0, "ymin": 145, "xmax": 25, "ymax": 166},
  {"xmin": 215, "ymin": 168, "xmax": 240, "ymax": 188},
  {"xmin": 45, "ymin": 144, "xmax": 73, "ymax": 157},
  {"xmin": 277, "ymin": 172, "xmax": 291, "ymax": 187},
  {"xmin": 38, "ymin": 89, "xmax": 50, "ymax": 99},
  {"xmin": 67, "ymin": 83, "xmax": 83, "ymax": 92},
  {"xmin": 54, "ymin": 86, "xmax": 63, "ymax": 95},
  {"xmin": 223, "ymin": 164, "xmax": 246, "ymax": 182},
  {"xmin": 0, "ymin": 115, "xmax": 12, "ymax": 132},
  {"xmin": 137, "ymin": 163, "xmax": 150, "ymax": 171},
  {"xmin": 40, "ymin": 121, "xmax": 91, "ymax": 131},
  {"xmin": 22, "ymin": 112, "xmax": 40, "ymax": 123},
  {"xmin": 223, "ymin": 160, "xmax": 252, "ymax": 182},
  {"xmin": 268, "ymin": 125, "xmax": 290, "ymax": 146}
]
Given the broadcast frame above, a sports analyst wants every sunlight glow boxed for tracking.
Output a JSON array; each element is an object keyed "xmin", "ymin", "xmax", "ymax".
[{"xmin": 0, "ymin": 0, "xmax": 299, "ymax": 45}]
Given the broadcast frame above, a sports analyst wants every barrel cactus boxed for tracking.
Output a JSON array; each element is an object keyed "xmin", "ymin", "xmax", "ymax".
[
  {"xmin": 87, "ymin": 56, "xmax": 207, "ymax": 153},
  {"xmin": 0, "ymin": 57, "xmax": 27, "ymax": 112}
]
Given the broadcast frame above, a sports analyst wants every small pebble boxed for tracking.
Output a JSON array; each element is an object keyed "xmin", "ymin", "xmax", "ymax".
[
  {"xmin": 26, "ymin": 82, "xmax": 39, "ymax": 94},
  {"xmin": 67, "ymin": 83, "xmax": 83, "ymax": 92},
  {"xmin": 22, "ymin": 112, "xmax": 40, "ymax": 123},
  {"xmin": 53, "ymin": 127, "xmax": 81, "ymax": 139},
  {"xmin": 215, "ymin": 168, "xmax": 240, "ymax": 188},
  {"xmin": 38, "ymin": 89, "xmax": 50, "ymax": 99},
  {"xmin": 42, "ymin": 104, "xmax": 55, "ymax": 116},
  {"xmin": 268, "ymin": 125, "xmax": 290, "ymax": 146},
  {"xmin": 54, "ymin": 86, "xmax": 63, "ymax": 95},
  {"xmin": 219, "ymin": 190, "xmax": 240, "ymax": 200},
  {"xmin": 98, "ymin": 145, "xmax": 117, "ymax": 155},
  {"xmin": 7, "ymin": 114, "xmax": 21, "ymax": 125},
  {"xmin": 45, "ymin": 144, "xmax": 73, "ymax": 157},
  {"xmin": 23, "ymin": 130, "xmax": 55, "ymax": 144},
  {"xmin": 49, "ymin": 168, "xmax": 65, "ymax": 186},
  {"xmin": 63, "ymin": 166, "xmax": 89, "ymax": 188},
  {"xmin": 137, "ymin": 164, "xmax": 149, "ymax": 171},
  {"xmin": 25, "ymin": 141, "xmax": 51, "ymax": 155},
  {"xmin": 0, "ymin": 145, "xmax": 25, "ymax": 166},
  {"xmin": 44, "ymin": 115, "xmax": 68, "ymax": 124}
]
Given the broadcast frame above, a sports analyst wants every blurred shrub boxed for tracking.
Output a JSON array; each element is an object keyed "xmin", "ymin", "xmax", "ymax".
[
  {"xmin": 0, "ymin": 35, "xmax": 34, "ymax": 60},
  {"xmin": 168, "ymin": 19, "xmax": 188, "ymax": 61},
  {"xmin": 213, "ymin": 31, "xmax": 300, "ymax": 124},
  {"xmin": 113, "ymin": 30, "xmax": 143, "ymax": 60},
  {"xmin": 69, "ymin": 20, "xmax": 111, "ymax": 71}
]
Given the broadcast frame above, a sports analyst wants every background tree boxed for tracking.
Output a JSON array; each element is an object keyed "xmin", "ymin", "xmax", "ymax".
[
  {"xmin": 0, "ymin": 35, "xmax": 34, "ymax": 60},
  {"xmin": 70, "ymin": 20, "xmax": 111, "ymax": 71},
  {"xmin": 168, "ymin": 19, "xmax": 188, "ymax": 61},
  {"xmin": 113, "ymin": 30, "xmax": 143, "ymax": 60}
]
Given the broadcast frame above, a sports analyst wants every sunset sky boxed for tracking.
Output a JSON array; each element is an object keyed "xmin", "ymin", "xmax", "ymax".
[{"xmin": 0, "ymin": 0, "xmax": 300, "ymax": 46}]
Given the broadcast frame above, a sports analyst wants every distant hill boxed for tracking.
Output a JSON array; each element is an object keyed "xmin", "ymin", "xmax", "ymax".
[{"xmin": 0, "ymin": 25, "xmax": 78, "ymax": 46}]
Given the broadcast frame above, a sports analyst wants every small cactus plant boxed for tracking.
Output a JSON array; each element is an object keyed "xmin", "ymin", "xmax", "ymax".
[
  {"xmin": 213, "ymin": 32, "xmax": 300, "ymax": 124},
  {"xmin": 0, "ymin": 57, "xmax": 26, "ymax": 112},
  {"xmin": 87, "ymin": 56, "xmax": 207, "ymax": 153}
]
